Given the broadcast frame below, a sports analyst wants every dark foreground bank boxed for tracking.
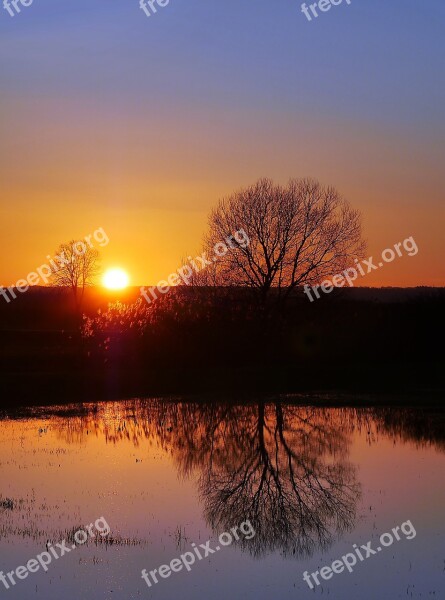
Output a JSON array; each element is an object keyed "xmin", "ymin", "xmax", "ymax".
[{"xmin": 0, "ymin": 286, "xmax": 443, "ymax": 406}]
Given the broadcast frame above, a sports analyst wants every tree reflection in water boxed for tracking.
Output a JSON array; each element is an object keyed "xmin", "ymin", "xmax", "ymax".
[
  {"xmin": 42, "ymin": 399, "xmax": 445, "ymax": 559},
  {"xmin": 152, "ymin": 401, "xmax": 360, "ymax": 558}
]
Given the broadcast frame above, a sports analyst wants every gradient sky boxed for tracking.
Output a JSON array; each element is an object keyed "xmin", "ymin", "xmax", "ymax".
[{"xmin": 1, "ymin": 0, "xmax": 444, "ymax": 287}]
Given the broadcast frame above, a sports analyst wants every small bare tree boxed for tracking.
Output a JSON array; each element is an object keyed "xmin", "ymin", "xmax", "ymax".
[
  {"xmin": 200, "ymin": 178, "xmax": 366, "ymax": 300},
  {"xmin": 51, "ymin": 240, "xmax": 100, "ymax": 311}
]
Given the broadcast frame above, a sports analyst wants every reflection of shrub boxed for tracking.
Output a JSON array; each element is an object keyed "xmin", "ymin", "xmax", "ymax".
[{"xmin": 0, "ymin": 498, "xmax": 15, "ymax": 510}]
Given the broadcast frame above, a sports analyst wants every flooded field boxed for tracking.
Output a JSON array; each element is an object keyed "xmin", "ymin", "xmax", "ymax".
[{"xmin": 0, "ymin": 399, "xmax": 444, "ymax": 599}]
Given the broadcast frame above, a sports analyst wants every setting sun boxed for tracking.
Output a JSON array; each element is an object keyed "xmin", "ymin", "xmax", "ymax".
[{"xmin": 102, "ymin": 268, "xmax": 130, "ymax": 290}]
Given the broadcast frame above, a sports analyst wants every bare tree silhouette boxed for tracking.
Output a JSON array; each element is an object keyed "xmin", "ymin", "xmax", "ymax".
[
  {"xmin": 51, "ymin": 240, "xmax": 100, "ymax": 312},
  {"xmin": 197, "ymin": 178, "xmax": 366, "ymax": 302}
]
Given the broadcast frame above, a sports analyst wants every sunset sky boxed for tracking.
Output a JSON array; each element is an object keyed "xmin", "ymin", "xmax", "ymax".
[{"xmin": 1, "ymin": 0, "xmax": 444, "ymax": 287}]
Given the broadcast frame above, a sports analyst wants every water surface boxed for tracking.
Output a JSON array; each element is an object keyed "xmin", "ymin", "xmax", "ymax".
[{"xmin": 0, "ymin": 399, "xmax": 444, "ymax": 599}]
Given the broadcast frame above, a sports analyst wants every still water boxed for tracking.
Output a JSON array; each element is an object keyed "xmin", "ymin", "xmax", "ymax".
[{"xmin": 0, "ymin": 399, "xmax": 444, "ymax": 599}]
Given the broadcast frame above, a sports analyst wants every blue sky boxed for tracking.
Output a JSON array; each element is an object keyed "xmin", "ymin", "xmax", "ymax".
[{"xmin": 1, "ymin": 0, "xmax": 444, "ymax": 126}]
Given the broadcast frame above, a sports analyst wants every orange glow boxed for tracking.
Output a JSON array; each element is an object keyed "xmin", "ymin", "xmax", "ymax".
[{"xmin": 0, "ymin": 101, "xmax": 443, "ymax": 287}]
